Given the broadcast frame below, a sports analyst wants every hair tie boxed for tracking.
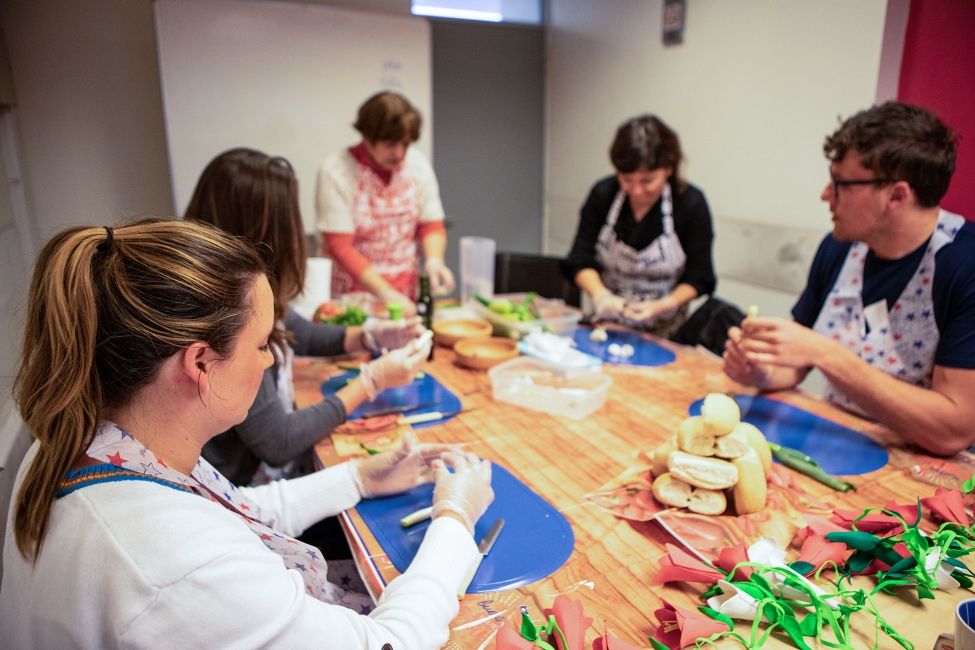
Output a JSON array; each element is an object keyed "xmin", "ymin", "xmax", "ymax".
[{"xmin": 96, "ymin": 226, "xmax": 114, "ymax": 253}]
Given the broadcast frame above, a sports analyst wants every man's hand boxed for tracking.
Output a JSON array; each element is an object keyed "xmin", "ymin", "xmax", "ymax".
[
  {"xmin": 424, "ymin": 257, "xmax": 456, "ymax": 296},
  {"xmin": 738, "ymin": 317, "xmax": 833, "ymax": 369},
  {"xmin": 723, "ymin": 326, "xmax": 771, "ymax": 387}
]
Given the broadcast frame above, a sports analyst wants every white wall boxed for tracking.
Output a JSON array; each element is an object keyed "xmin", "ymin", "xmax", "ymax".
[{"xmin": 544, "ymin": 0, "xmax": 889, "ymax": 320}]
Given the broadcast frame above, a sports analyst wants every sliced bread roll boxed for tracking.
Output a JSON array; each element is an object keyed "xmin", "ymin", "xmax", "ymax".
[
  {"xmin": 651, "ymin": 438, "xmax": 677, "ymax": 477},
  {"xmin": 652, "ymin": 472, "xmax": 727, "ymax": 515},
  {"xmin": 676, "ymin": 416, "xmax": 715, "ymax": 456},
  {"xmin": 714, "ymin": 428, "xmax": 750, "ymax": 459},
  {"xmin": 731, "ymin": 448, "xmax": 767, "ymax": 514},
  {"xmin": 667, "ymin": 450, "xmax": 739, "ymax": 490}
]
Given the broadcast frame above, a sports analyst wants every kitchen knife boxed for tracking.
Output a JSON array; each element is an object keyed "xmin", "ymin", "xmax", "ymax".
[{"xmin": 457, "ymin": 517, "xmax": 505, "ymax": 597}]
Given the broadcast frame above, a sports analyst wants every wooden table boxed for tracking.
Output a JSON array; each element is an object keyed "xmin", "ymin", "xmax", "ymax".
[{"xmin": 295, "ymin": 335, "xmax": 970, "ymax": 649}]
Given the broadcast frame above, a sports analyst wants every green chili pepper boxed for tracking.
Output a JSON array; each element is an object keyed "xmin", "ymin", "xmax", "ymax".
[{"xmin": 769, "ymin": 442, "xmax": 855, "ymax": 492}]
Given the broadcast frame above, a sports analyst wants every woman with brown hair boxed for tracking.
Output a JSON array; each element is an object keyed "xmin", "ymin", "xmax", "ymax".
[
  {"xmin": 563, "ymin": 114, "xmax": 717, "ymax": 337},
  {"xmin": 186, "ymin": 147, "xmax": 427, "ymax": 487},
  {"xmin": 1, "ymin": 218, "xmax": 493, "ymax": 647},
  {"xmin": 316, "ymin": 91, "xmax": 455, "ymax": 315}
]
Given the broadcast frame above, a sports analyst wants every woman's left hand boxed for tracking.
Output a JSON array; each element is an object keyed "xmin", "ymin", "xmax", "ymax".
[
  {"xmin": 623, "ymin": 297, "xmax": 678, "ymax": 325},
  {"xmin": 350, "ymin": 430, "xmax": 456, "ymax": 498}
]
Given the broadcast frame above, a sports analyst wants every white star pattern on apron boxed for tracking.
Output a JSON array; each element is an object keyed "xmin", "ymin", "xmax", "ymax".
[
  {"xmin": 812, "ymin": 210, "xmax": 965, "ymax": 417},
  {"xmin": 86, "ymin": 421, "xmax": 374, "ymax": 612},
  {"xmin": 594, "ymin": 182, "xmax": 688, "ymax": 335},
  {"xmin": 331, "ymin": 160, "xmax": 422, "ymax": 301}
]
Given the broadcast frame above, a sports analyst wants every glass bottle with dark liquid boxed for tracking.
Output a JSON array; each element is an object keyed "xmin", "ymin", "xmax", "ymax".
[{"xmin": 417, "ymin": 274, "xmax": 434, "ymax": 360}]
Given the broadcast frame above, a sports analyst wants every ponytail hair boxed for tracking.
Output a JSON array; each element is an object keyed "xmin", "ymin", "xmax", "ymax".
[{"xmin": 13, "ymin": 218, "xmax": 266, "ymax": 561}]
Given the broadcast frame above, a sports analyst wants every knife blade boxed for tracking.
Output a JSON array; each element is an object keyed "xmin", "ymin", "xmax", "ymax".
[{"xmin": 458, "ymin": 517, "xmax": 505, "ymax": 597}]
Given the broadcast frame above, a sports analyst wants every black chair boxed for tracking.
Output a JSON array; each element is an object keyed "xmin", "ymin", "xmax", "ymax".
[{"xmin": 493, "ymin": 252, "xmax": 581, "ymax": 307}]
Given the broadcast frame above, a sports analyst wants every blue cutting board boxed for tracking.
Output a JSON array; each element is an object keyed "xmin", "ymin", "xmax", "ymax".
[
  {"xmin": 572, "ymin": 327, "xmax": 676, "ymax": 367},
  {"xmin": 356, "ymin": 463, "xmax": 575, "ymax": 593},
  {"xmin": 688, "ymin": 394, "xmax": 888, "ymax": 475},
  {"xmin": 322, "ymin": 371, "xmax": 462, "ymax": 428}
]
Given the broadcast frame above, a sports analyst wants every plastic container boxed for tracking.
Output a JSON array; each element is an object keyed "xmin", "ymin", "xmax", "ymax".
[
  {"xmin": 472, "ymin": 293, "xmax": 582, "ymax": 340},
  {"xmin": 488, "ymin": 356, "xmax": 611, "ymax": 419},
  {"xmin": 460, "ymin": 236, "xmax": 495, "ymax": 304}
]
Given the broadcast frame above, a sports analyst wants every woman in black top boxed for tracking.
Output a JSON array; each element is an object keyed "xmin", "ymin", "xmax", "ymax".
[{"xmin": 563, "ymin": 114, "xmax": 716, "ymax": 337}]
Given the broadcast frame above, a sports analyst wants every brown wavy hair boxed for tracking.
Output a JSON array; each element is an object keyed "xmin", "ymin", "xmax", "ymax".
[
  {"xmin": 184, "ymin": 147, "xmax": 306, "ymax": 328},
  {"xmin": 13, "ymin": 218, "xmax": 266, "ymax": 561},
  {"xmin": 353, "ymin": 91, "xmax": 422, "ymax": 143}
]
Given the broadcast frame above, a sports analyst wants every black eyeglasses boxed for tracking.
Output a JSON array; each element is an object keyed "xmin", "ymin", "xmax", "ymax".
[{"xmin": 829, "ymin": 174, "xmax": 893, "ymax": 195}]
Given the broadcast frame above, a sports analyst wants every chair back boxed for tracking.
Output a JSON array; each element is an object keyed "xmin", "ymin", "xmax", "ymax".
[{"xmin": 493, "ymin": 252, "xmax": 581, "ymax": 307}]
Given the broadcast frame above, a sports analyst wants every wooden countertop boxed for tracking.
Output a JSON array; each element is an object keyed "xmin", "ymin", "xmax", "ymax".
[{"xmin": 294, "ymin": 334, "xmax": 968, "ymax": 649}]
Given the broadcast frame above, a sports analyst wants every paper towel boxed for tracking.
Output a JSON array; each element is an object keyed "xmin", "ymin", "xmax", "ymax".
[{"xmin": 290, "ymin": 257, "xmax": 332, "ymax": 320}]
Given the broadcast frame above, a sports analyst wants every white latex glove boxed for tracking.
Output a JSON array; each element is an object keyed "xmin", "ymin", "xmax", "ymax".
[
  {"xmin": 424, "ymin": 257, "xmax": 456, "ymax": 296},
  {"xmin": 431, "ymin": 451, "xmax": 494, "ymax": 534},
  {"xmin": 357, "ymin": 330, "xmax": 433, "ymax": 400},
  {"xmin": 593, "ymin": 289, "xmax": 626, "ymax": 321},
  {"xmin": 350, "ymin": 430, "xmax": 456, "ymax": 498},
  {"xmin": 361, "ymin": 316, "xmax": 426, "ymax": 353},
  {"xmin": 378, "ymin": 288, "xmax": 417, "ymax": 318},
  {"xmin": 623, "ymin": 297, "xmax": 678, "ymax": 325}
]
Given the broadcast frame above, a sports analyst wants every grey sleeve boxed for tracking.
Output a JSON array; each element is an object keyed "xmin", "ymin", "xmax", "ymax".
[
  {"xmin": 284, "ymin": 308, "xmax": 348, "ymax": 357},
  {"xmin": 233, "ymin": 367, "xmax": 348, "ymax": 467}
]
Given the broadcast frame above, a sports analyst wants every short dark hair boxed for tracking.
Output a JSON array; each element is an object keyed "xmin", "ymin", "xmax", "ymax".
[
  {"xmin": 353, "ymin": 91, "xmax": 421, "ymax": 143},
  {"xmin": 823, "ymin": 101, "xmax": 957, "ymax": 208},
  {"xmin": 609, "ymin": 114, "xmax": 684, "ymax": 188}
]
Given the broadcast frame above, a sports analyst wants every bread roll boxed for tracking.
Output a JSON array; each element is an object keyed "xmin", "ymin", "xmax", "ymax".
[
  {"xmin": 732, "ymin": 421, "xmax": 772, "ymax": 473},
  {"xmin": 687, "ymin": 487, "xmax": 727, "ymax": 515},
  {"xmin": 701, "ymin": 393, "xmax": 740, "ymax": 436},
  {"xmin": 667, "ymin": 450, "xmax": 739, "ymax": 490},
  {"xmin": 731, "ymin": 448, "xmax": 767, "ymax": 514},
  {"xmin": 652, "ymin": 472, "xmax": 727, "ymax": 515},
  {"xmin": 714, "ymin": 428, "xmax": 750, "ymax": 459},
  {"xmin": 676, "ymin": 416, "xmax": 715, "ymax": 456},
  {"xmin": 651, "ymin": 438, "xmax": 677, "ymax": 477}
]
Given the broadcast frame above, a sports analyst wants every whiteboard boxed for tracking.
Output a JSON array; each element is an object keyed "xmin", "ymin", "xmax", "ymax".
[{"xmin": 154, "ymin": 0, "xmax": 433, "ymax": 233}]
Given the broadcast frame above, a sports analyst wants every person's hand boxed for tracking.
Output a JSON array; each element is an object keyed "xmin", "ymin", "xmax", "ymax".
[
  {"xmin": 431, "ymin": 451, "xmax": 494, "ymax": 534},
  {"xmin": 357, "ymin": 330, "xmax": 433, "ymax": 399},
  {"xmin": 738, "ymin": 317, "xmax": 831, "ymax": 370},
  {"xmin": 623, "ymin": 297, "xmax": 679, "ymax": 325},
  {"xmin": 593, "ymin": 289, "xmax": 626, "ymax": 321},
  {"xmin": 378, "ymin": 288, "xmax": 417, "ymax": 318},
  {"xmin": 361, "ymin": 316, "xmax": 426, "ymax": 353},
  {"xmin": 722, "ymin": 326, "xmax": 771, "ymax": 387},
  {"xmin": 424, "ymin": 257, "xmax": 456, "ymax": 296},
  {"xmin": 350, "ymin": 430, "xmax": 456, "ymax": 498}
]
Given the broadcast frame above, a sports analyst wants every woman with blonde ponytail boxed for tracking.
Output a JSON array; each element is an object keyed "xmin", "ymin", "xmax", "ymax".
[{"xmin": 1, "ymin": 218, "xmax": 494, "ymax": 648}]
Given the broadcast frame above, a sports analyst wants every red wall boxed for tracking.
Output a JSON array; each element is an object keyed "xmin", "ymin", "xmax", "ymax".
[{"xmin": 897, "ymin": 0, "xmax": 975, "ymax": 219}]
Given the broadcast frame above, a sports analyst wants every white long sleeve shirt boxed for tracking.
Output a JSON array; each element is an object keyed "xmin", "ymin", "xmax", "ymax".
[{"xmin": 1, "ymin": 443, "xmax": 478, "ymax": 649}]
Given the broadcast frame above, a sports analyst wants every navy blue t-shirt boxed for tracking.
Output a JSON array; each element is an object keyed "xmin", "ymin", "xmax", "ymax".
[{"xmin": 792, "ymin": 217, "xmax": 975, "ymax": 369}]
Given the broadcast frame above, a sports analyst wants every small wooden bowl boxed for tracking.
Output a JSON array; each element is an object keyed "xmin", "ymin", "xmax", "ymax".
[
  {"xmin": 432, "ymin": 318, "xmax": 492, "ymax": 348},
  {"xmin": 454, "ymin": 336, "xmax": 519, "ymax": 370}
]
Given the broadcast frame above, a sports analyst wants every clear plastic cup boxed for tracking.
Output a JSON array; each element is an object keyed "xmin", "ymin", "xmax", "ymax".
[{"xmin": 459, "ymin": 236, "xmax": 495, "ymax": 304}]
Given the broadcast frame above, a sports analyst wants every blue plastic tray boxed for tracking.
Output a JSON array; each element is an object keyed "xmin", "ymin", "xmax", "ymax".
[
  {"xmin": 688, "ymin": 394, "xmax": 888, "ymax": 475},
  {"xmin": 322, "ymin": 371, "xmax": 462, "ymax": 428},
  {"xmin": 356, "ymin": 463, "xmax": 575, "ymax": 593},
  {"xmin": 572, "ymin": 327, "xmax": 676, "ymax": 367}
]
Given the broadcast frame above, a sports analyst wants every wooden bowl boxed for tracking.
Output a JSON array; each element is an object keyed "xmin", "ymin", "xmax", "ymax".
[
  {"xmin": 432, "ymin": 318, "xmax": 492, "ymax": 348},
  {"xmin": 454, "ymin": 336, "xmax": 519, "ymax": 370}
]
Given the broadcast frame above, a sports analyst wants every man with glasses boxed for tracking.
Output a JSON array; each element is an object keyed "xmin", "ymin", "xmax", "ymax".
[{"xmin": 724, "ymin": 101, "xmax": 975, "ymax": 456}]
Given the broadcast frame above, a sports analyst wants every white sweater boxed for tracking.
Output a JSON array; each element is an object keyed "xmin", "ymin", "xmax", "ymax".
[{"xmin": 1, "ymin": 443, "xmax": 478, "ymax": 649}]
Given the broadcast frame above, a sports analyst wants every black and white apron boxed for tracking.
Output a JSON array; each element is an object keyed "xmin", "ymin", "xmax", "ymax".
[
  {"xmin": 595, "ymin": 182, "xmax": 688, "ymax": 336},
  {"xmin": 811, "ymin": 210, "xmax": 965, "ymax": 416}
]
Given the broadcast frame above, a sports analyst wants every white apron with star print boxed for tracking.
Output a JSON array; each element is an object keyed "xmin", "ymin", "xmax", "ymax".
[
  {"xmin": 812, "ymin": 210, "xmax": 965, "ymax": 416},
  {"xmin": 595, "ymin": 182, "xmax": 688, "ymax": 336}
]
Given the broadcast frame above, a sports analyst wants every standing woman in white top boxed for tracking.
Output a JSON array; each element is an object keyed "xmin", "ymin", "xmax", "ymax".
[
  {"xmin": 317, "ymin": 91, "xmax": 455, "ymax": 316},
  {"xmin": 1, "ymin": 218, "xmax": 493, "ymax": 648},
  {"xmin": 563, "ymin": 114, "xmax": 717, "ymax": 338}
]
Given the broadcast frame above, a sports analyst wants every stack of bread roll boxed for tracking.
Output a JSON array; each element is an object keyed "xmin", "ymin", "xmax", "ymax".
[{"xmin": 650, "ymin": 393, "xmax": 771, "ymax": 516}]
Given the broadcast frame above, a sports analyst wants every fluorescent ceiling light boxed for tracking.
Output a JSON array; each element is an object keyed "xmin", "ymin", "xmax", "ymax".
[{"xmin": 411, "ymin": 5, "xmax": 503, "ymax": 22}]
